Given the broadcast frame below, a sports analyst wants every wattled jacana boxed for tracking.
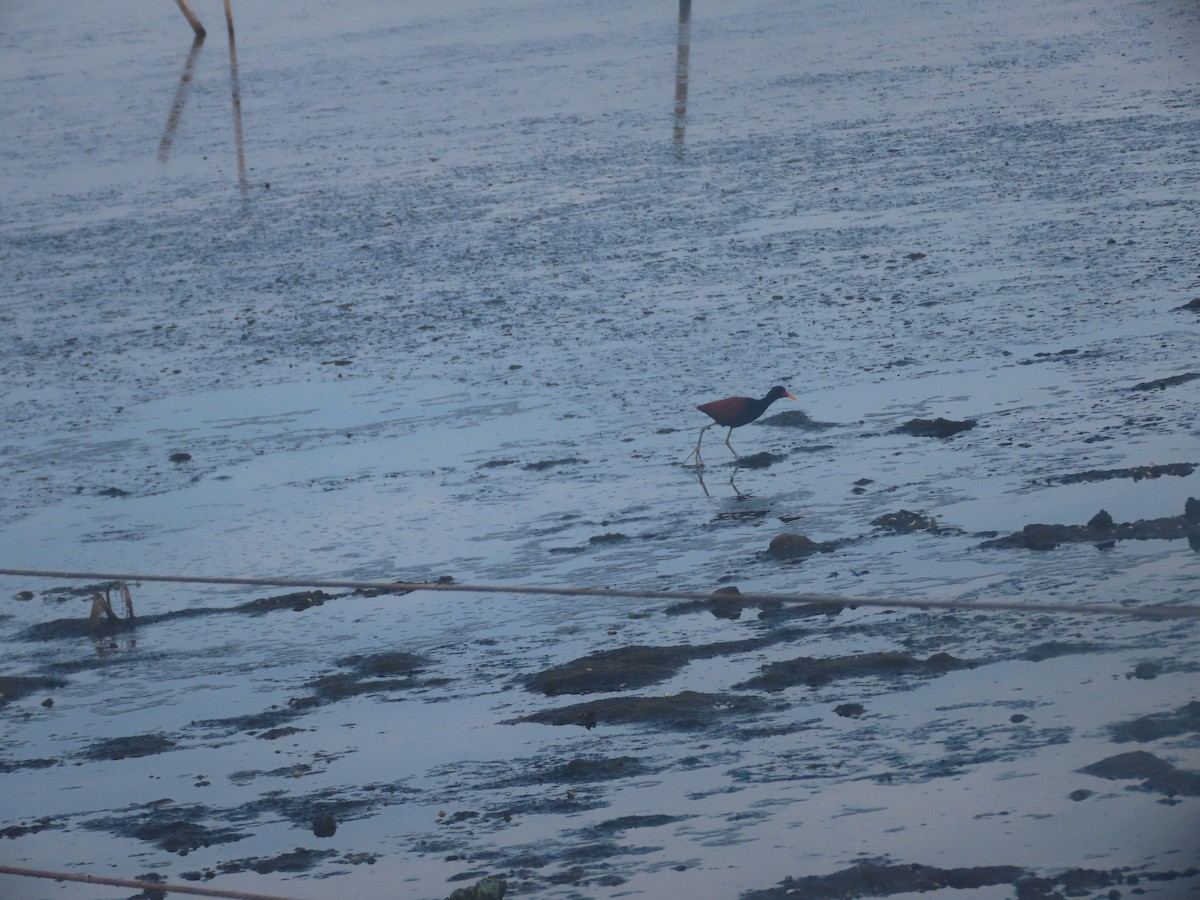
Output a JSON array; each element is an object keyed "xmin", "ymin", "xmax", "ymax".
[{"xmin": 683, "ymin": 385, "xmax": 796, "ymax": 467}]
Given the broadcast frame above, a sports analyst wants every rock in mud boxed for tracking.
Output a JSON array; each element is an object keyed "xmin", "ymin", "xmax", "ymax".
[
  {"xmin": 892, "ymin": 417, "xmax": 976, "ymax": 438},
  {"xmin": 767, "ymin": 533, "xmax": 832, "ymax": 558}
]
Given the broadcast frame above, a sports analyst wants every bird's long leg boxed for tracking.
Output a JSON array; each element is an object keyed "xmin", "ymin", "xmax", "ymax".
[
  {"xmin": 724, "ymin": 427, "xmax": 740, "ymax": 459},
  {"xmin": 683, "ymin": 423, "xmax": 713, "ymax": 467}
]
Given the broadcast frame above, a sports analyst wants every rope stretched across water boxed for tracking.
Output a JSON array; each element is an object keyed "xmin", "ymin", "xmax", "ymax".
[
  {"xmin": 0, "ymin": 567, "xmax": 1197, "ymax": 619},
  {"xmin": 0, "ymin": 863, "xmax": 296, "ymax": 900}
]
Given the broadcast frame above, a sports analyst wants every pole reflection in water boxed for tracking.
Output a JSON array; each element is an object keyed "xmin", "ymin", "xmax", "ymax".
[
  {"xmin": 157, "ymin": 35, "xmax": 204, "ymax": 163},
  {"xmin": 673, "ymin": 0, "xmax": 692, "ymax": 147}
]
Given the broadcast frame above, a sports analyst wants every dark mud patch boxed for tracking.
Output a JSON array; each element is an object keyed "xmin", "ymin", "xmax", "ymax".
[
  {"xmin": 1110, "ymin": 700, "xmax": 1200, "ymax": 743},
  {"xmin": 733, "ymin": 451, "xmax": 787, "ymax": 469},
  {"xmin": 0, "ymin": 673, "xmax": 67, "ymax": 704},
  {"xmin": 308, "ymin": 650, "xmax": 442, "ymax": 702},
  {"xmin": 80, "ymin": 732, "xmax": 176, "ymax": 761},
  {"xmin": 506, "ymin": 756, "xmax": 651, "ymax": 786},
  {"xmin": 891, "ymin": 417, "xmax": 976, "ymax": 438},
  {"xmin": 745, "ymin": 860, "xmax": 1200, "ymax": 900},
  {"xmin": 759, "ymin": 409, "xmax": 837, "ymax": 430},
  {"xmin": 579, "ymin": 813, "xmax": 685, "ymax": 838},
  {"xmin": 1048, "ymin": 462, "xmax": 1197, "ymax": 484},
  {"xmin": 217, "ymin": 847, "xmax": 338, "ymax": 874},
  {"xmin": 1080, "ymin": 750, "xmax": 1200, "ymax": 797},
  {"xmin": 735, "ymin": 651, "xmax": 971, "ymax": 692},
  {"xmin": 84, "ymin": 802, "xmax": 245, "ymax": 855},
  {"xmin": 1019, "ymin": 641, "xmax": 1104, "ymax": 662},
  {"xmin": 0, "ymin": 815, "xmax": 64, "ymax": 839},
  {"xmin": 525, "ymin": 624, "xmax": 844, "ymax": 696},
  {"xmin": 523, "ymin": 457, "xmax": 586, "ymax": 471},
  {"xmin": 526, "ymin": 645, "xmax": 698, "ymax": 696},
  {"xmin": 1130, "ymin": 372, "xmax": 1200, "ymax": 391},
  {"xmin": 510, "ymin": 690, "xmax": 770, "ymax": 730},
  {"xmin": 980, "ymin": 500, "xmax": 1200, "ymax": 550}
]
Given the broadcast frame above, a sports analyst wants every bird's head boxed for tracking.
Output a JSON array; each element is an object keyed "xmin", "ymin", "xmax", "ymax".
[{"xmin": 768, "ymin": 385, "xmax": 797, "ymax": 402}]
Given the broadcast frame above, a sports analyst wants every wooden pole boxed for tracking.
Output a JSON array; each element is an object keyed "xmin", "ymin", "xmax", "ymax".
[{"xmin": 174, "ymin": 0, "xmax": 206, "ymax": 38}]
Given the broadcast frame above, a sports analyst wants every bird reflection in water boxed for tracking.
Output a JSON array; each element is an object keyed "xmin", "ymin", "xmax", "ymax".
[{"xmin": 159, "ymin": 0, "xmax": 247, "ymax": 190}]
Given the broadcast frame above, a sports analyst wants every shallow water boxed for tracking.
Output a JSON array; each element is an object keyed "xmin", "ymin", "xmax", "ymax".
[{"xmin": 2, "ymin": 0, "xmax": 1199, "ymax": 897}]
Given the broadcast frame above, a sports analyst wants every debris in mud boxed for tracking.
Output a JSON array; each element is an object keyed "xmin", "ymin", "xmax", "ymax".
[
  {"xmin": 711, "ymin": 509, "xmax": 769, "ymax": 522},
  {"xmin": 980, "ymin": 499, "xmax": 1200, "ymax": 550},
  {"xmin": 1079, "ymin": 750, "xmax": 1200, "ymax": 796},
  {"xmin": 510, "ymin": 690, "xmax": 769, "ymax": 730},
  {"xmin": 767, "ymin": 532, "xmax": 838, "ymax": 559},
  {"xmin": 168, "ymin": 451, "xmax": 192, "ymax": 463},
  {"xmin": 834, "ymin": 703, "xmax": 866, "ymax": 717},
  {"xmin": 98, "ymin": 486, "xmax": 132, "ymax": 497},
  {"xmin": 891, "ymin": 417, "xmax": 976, "ymax": 438},
  {"xmin": 89, "ymin": 582, "xmax": 134, "ymax": 629},
  {"xmin": 736, "ymin": 651, "xmax": 971, "ymax": 691},
  {"xmin": 1130, "ymin": 371, "xmax": 1200, "ymax": 391},
  {"xmin": 14, "ymin": 590, "xmax": 34, "ymax": 601},
  {"xmin": 1176, "ymin": 297, "xmax": 1200, "ymax": 312},
  {"xmin": 1109, "ymin": 700, "xmax": 1200, "ymax": 743},
  {"xmin": 1049, "ymin": 462, "xmax": 1196, "ymax": 483},
  {"xmin": 870, "ymin": 509, "xmax": 941, "ymax": 533}
]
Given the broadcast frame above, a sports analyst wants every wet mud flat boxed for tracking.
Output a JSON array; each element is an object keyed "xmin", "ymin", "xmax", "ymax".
[{"xmin": 3, "ymin": 0, "xmax": 1200, "ymax": 896}]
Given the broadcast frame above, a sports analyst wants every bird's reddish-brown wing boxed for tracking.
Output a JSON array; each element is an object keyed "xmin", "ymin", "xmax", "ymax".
[{"xmin": 697, "ymin": 396, "xmax": 752, "ymax": 427}]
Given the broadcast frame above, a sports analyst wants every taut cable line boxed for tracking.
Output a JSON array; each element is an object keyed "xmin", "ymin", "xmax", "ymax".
[
  {"xmin": 0, "ymin": 863, "xmax": 296, "ymax": 900},
  {"xmin": 0, "ymin": 567, "xmax": 1196, "ymax": 619}
]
